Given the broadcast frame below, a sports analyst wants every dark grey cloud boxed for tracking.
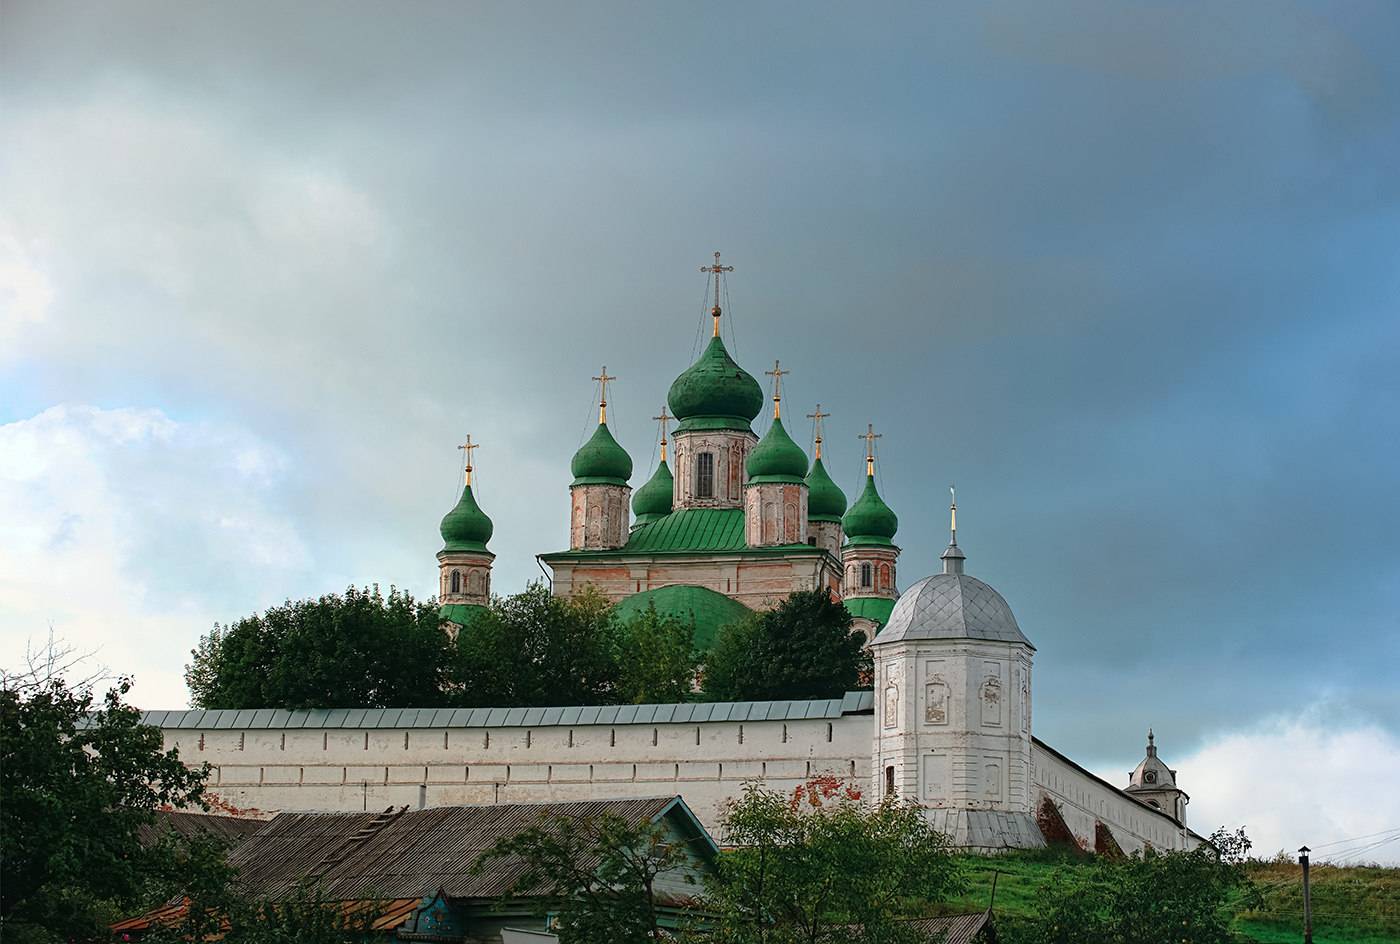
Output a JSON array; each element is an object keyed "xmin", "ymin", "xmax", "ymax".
[{"xmin": 3, "ymin": 0, "xmax": 1398, "ymax": 778}]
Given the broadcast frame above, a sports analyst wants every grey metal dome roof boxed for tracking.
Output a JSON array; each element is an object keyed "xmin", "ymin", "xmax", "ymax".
[{"xmin": 874, "ymin": 572, "xmax": 1033, "ymax": 648}]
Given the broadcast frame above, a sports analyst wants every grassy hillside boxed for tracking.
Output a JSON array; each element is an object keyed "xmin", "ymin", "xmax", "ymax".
[{"xmin": 928, "ymin": 851, "xmax": 1400, "ymax": 943}]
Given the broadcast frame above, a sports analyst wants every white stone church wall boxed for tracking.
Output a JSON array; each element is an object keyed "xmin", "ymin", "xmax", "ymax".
[{"xmin": 153, "ymin": 704, "xmax": 1195, "ymax": 851}]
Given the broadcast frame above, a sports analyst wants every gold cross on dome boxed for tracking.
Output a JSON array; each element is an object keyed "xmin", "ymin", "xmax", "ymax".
[
  {"xmin": 764, "ymin": 360, "xmax": 790, "ymax": 418},
  {"xmin": 700, "ymin": 251, "xmax": 734, "ymax": 337},
  {"xmin": 592, "ymin": 367, "xmax": 617, "ymax": 423},
  {"xmin": 806, "ymin": 404, "xmax": 830, "ymax": 458},
  {"xmin": 652, "ymin": 406, "xmax": 672, "ymax": 461},
  {"xmin": 859, "ymin": 423, "xmax": 882, "ymax": 475},
  {"xmin": 457, "ymin": 435, "xmax": 478, "ymax": 485}
]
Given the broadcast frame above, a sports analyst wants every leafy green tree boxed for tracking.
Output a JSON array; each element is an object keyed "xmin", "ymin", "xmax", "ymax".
[
  {"xmin": 452, "ymin": 584, "xmax": 621, "ymax": 707},
  {"xmin": 1, "ymin": 674, "xmax": 211, "ymax": 942},
  {"xmin": 1001, "ymin": 827, "xmax": 1259, "ymax": 944},
  {"xmin": 613, "ymin": 603, "xmax": 698, "ymax": 704},
  {"xmin": 475, "ymin": 810, "xmax": 699, "ymax": 944},
  {"xmin": 706, "ymin": 777, "xmax": 963, "ymax": 943},
  {"xmin": 702, "ymin": 590, "xmax": 870, "ymax": 701},
  {"xmin": 185, "ymin": 585, "xmax": 450, "ymax": 709}
]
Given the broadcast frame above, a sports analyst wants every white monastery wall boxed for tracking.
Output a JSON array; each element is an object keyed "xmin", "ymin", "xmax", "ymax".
[{"xmin": 152, "ymin": 699, "xmax": 1195, "ymax": 852}]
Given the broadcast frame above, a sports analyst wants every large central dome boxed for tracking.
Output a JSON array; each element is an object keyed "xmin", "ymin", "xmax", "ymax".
[{"xmin": 667, "ymin": 336, "xmax": 764, "ymax": 432}]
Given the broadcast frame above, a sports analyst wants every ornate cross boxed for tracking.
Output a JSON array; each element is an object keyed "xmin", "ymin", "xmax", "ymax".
[
  {"xmin": 592, "ymin": 366, "xmax": 617, "ymax": 423},
  {"xmin": 949, "ymin": 484, "xmax": 957, "ymax": 544},
  {"xmin": 859, "ymin": 423, "xmax": 882, "ymax": 475},
  {"xmin": 652, "ymin": 406, "xmax": 672, "ymax": 461},
  {"xmin": 700, "ymin": 251, "xmax": 734, "ymax": 337},
  {"xmin": 457, "ymin": 435, "xmax": 478, "ymax": 485},
  {"xmin": 765, "ymin": 360, "xmax": 790, "ymax": 418},
  {"xmin": 806, "ymin": 404, "xmax": 830, "ymax": 459}
]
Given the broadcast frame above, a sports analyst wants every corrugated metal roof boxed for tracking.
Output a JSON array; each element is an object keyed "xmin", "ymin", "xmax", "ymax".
[
  {"xmin": 136, "ymin": 811, "xmax": 267, "ymax": 848},
  {"xmin": 624, "ymin": 508, "xmax": 747, "ymax": 552},
  {"xmin": 904, "ymin": 911, "xmax": 992, "ymax": 944},
  {"xmin": 227, "ymin": 798, "xmax": 688, "ymax": 902},
  {"xmin": 146, "ymin": 692, "xmax": 875, "ymax": 730}
]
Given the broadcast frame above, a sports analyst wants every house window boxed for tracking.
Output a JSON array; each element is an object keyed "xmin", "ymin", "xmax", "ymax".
[
  {"xmin": 450, "ymin": 570, "xmax": 461, "ymax": 593},
  {"xmin": 861, "ymin": 563, "xmax": 872, "ymax": 588},
  {"xmin": 696, "ymin": 452, "xmax": 715, "ymax": 498},
  {"xmin": 885, "ymin": 765, "xmax": 895, "ymax": 796}
]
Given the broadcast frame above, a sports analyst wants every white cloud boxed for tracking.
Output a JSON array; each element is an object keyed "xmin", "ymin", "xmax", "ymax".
[
  {"xmin": 0, "ymin": 224, "xmax": 54, "ymax": 357},
  {"xmin": 0, "ymin": 405, "xmax": 312, "ymax": 708},
  {"xmin": 1118, "ymin": 710, "xmax": 1400, "ymax": 865}
]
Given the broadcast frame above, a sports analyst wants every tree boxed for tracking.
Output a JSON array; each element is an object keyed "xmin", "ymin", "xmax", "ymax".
[
  {"xmin": 613, "ymin": 603, "xmax": 699, "ymax": 704},
  {"xmin": 705, "ymin": 777, "xmax": 964, "ymax": 943},
  {"xmin": 702, "ymin": 590, "xmax": 870, "ymax": 701},
  {"xmin": 1, "ymin": 674, "xmax": 211, "ymax": 941},
  {"xmin": 475, "ymin": 810, "xmax": 699, "ymax": 944},
  {"xmin": 185, "ymin": 585, "xmax": 451, "ymax": 709},
  {"xmin": 1001, "ymin": 828, "xmax": 1260, "ymax": 944},
  {"xmin": 451, "ymin": 584, "xmax": 621, "ymax": 707}
]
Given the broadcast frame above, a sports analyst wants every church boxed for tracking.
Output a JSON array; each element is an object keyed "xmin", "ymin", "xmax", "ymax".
[
  {"xmin": 147, "ymin": 257, "xmax": 1204, "ymax": 855},
  {"xmin": 436, "ymin": 253, "xmax": 902, "ymax": 645}
]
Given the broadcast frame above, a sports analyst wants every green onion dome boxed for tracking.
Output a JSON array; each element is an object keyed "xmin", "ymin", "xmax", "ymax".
[
  {"xmin": 805, "ymin": 457, "xmax": 848, "ymax": 521},
  {"xmin": 632, "ymin": 458, "xmax": 674, "ymax": 525},
  {"xmin": 667, "ymin": 336, "xmax": 764, "ymax": 432},
  {"xmin": 842, "ymin": 475, "xmax": 898, "ymax": 546},
  {"xmin": 570, "ymin": 422, "xmax": 633, "ymax": 486},
  {"xmin": 745, "ymin": 416, "xmax": 809, "ymax": 483},
  {"xmin": 440, "ymin": 483, "xmax": 494, "ymax": 552}
]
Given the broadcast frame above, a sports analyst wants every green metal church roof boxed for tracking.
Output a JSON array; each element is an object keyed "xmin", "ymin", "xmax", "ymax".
[
  {"xmin": 631, "ymin": 459, "xmax": 674, "ymax": 524},
  {"xmin": 439, "ymin": 484, "xmax": 494, "ymax": 553},
  {"xmin": 745, "ymin": 415, "xmax": 808, "ymax": 483},
  {"xmin": 804, "ymin": 457, "xmax": 847, "ymax": 521},
  {"xmin": 439, "ymin": 603, "xmax": 489, "ymax": 627},
  {"xmin": 844, "ymin": 596, "xmax": 896, "ymax": 627},
  {"xmin": 667, "ymin": 335, "xmax": 764, "ymax": 433},
  {"xmin": 612, "ymin": 584, "xmax": 753, "ymax": 650},
  {"xmin": 571, "ymin": 422, "xmax": 632, "ymax": 486}
]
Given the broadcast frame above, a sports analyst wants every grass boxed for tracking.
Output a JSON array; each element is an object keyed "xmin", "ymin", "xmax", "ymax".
[{"xmin": 923, "ymin": 851, "xmax": 1400, "ymax": 943}]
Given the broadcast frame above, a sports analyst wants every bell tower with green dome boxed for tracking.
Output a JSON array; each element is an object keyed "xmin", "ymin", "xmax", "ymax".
[
  {"xmin": 438, "ymin": 436, "xmax": 494, "ymax": 623},
  {"xmin": 803, "ymin": 405, "xmax": 846, "ymax": 557},
  {"xmin": 569, "ymin": 368, "xmax": 632, "ymax": 550},
  {"xmin": 668, "ymin": 254, "xmax": 764, "ymax": 512},
  {"xmin": 842, "ymin": 424, "xmax": 901, "ymax": 637},
  {"xmin": 744, "ymin": 361, "xmax": 810, "ymax": 546}
]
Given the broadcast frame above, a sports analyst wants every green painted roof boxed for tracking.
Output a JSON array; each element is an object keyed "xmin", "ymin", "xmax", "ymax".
[
  {"xmin": 613, "ymin": 584, "xmax": 753, "ymax": 650},
  {"xmin": 844, "ymin": 596, "xmax": 896, "ymax": 627},
  {"xmin": 626, "ymin": 507, "xmax": 746, "ymax": 552},
  {"xmin": 632, "ymin": 459, "xmax": 674, "ymax": 525},
  {"xmin": 439, "ymin": 483, "xmax": 494, "ymax": 552},
  {"xmin": 571, "ymin": 422, "xmax": 632, "ymax": 486},
  {"xmin": 745, "ymin": 415, "xmax": 808, "ymax": 483},
  {"xmin": 667, "ymin": 336, "xmax": 764, "ymax": 433},
  {"xmin": 842, "ymin": 474, "xmax": 898, "ymax": 545},
  {"xmin": 804, "ymin": 457, "xmax": 847, "ymax": 520},
  {"xmin": 439, "ymin": 603, "xmax": 489, "ymax": 627}
]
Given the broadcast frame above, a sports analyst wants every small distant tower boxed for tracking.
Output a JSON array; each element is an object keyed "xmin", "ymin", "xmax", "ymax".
[
  {"xmin": 438, "ymin": 435, "xmax": 494, "ymax": 615},
  {"xmin": 841, "ymin": 424, "xmax": 900, "ymax": 630},
  {"xmin": 1125, "ymin": 730, "xmax": 1189, "ymax": 823},
  {"xmin": 804, "ymin": 404, "xmax": 847, "ymax": 558},
  {"xmin": 570, "ymin": 367, "xmax": 632, "ymax": 550},
  {"xmin": 744, "ymin": 361, "xmax": 809, "ymax": 546}
]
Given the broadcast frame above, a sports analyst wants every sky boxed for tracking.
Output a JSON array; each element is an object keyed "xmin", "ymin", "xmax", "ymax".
[{"xmin": 3, "ymin": 0, "xmax": 1398, "ymax": 860}]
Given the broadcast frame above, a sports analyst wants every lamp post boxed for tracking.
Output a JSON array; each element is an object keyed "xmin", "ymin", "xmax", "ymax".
[{"xmin": 1298, "ymin": 845, "xmax": 1313, "ymax": 944}]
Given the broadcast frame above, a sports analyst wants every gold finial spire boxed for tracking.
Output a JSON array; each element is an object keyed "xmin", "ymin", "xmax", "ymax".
[
  {"xmin": 949, "ymin": 484, "xmax": 957, "ymax": 546},
  {"xmin": 764, "ymin": 359, "xmax": 790, "ymax": 418},
  {"xmin": 592, "ymin": 366, "xmax": 617, "ymax": 424},
  {"xmin": 457, "ymin": 435, "xmax": 479, "ymax": 486},
  {"xmin": 806, "ymin": 404, "xmax": 830, "ymax": 459},
  {"xmin": 700, "ymin": 251, "xmax": 733, "ymax": 338},
  {"xmin": 652, "ymin": 406, "xmax": 672, "ymax": 463},
  {"xmin": 859, "ymin": 423, "xmax": 881, "ymax": 476}
]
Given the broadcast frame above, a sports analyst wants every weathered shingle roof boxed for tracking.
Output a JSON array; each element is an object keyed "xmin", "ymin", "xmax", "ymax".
[
  {"xmin": 227, "ymin": 797, "xmax": 708, "ymax": 902},
  {"xmin": 136, "ymin": 810, "xmax": 266, "ymax": 848},
  {"xmin": 144, "ymin": 692, "xmax": 874, "ymax": 730}
]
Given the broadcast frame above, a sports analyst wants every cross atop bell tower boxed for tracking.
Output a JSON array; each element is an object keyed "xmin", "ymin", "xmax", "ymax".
[
  {"xmin": 765, "ymin": 360, "xmax": 790, "ymax": 418},
  {"xmin": 457, "ymin": 435, "xmax": 479, "ymax": 486},
  {"xmin": 700, "ymin": 251, "xmax": 734, "ymax": 337},
  {"xmin": 860, "ymin": 423, "xmax": 882, "ymax": 476},
  {"xmin": 592, "ymin": 366, "xmax": 617, "ymax": 423},
  {"xmin": 652, "ymin": 406, "xmax": 672, "ymax": 462},
  {"xmin": 807, "ymin": 404, "xmax": 830, "ymax": 459}
]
